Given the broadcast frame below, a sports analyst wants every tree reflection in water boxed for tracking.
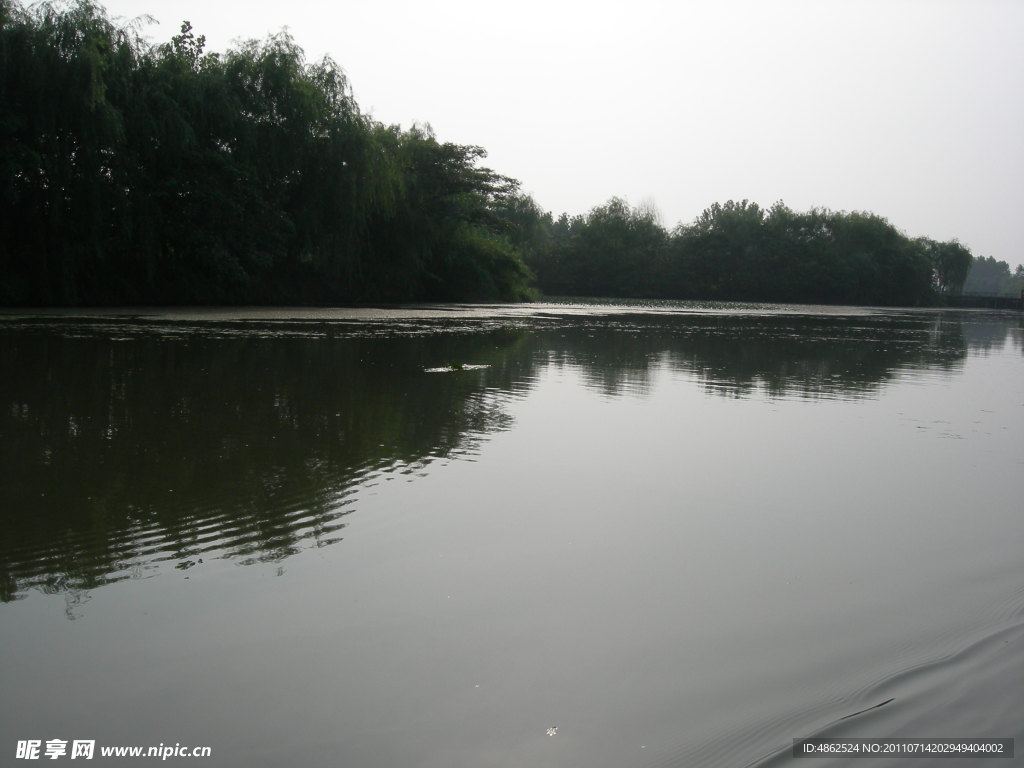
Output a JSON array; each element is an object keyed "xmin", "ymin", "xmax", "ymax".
[{"xmin": 0, "ymin": 309, "xmax": 994, "ymax": 605}]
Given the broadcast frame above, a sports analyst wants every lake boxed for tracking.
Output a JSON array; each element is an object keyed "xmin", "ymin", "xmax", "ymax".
[{"xmin": 1, "ymin": 302, "xmax": 1022, "ymax": 767}]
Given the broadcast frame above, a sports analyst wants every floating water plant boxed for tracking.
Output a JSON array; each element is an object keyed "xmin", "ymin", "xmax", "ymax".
[{"xmin": 424, "ymin": 363, "xmax": 491, "ymax": 373}]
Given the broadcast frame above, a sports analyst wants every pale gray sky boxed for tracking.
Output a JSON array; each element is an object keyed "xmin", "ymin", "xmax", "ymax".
[{"xmin": 99, "ymin": 0, "xmax": 1024, "ymax": 268}]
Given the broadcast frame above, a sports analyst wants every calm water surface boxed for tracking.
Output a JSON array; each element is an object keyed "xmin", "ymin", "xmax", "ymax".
[{"xmin": 1, "ymin": 302, "xmax": 1022, "ymax": 767}]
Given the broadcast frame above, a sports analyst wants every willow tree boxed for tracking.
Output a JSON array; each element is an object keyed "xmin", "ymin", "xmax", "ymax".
[
  {"xmin": 918, "ymin": 238, "xmax": 972, "ymax": 295},
  {"xmin": 1, "ymin": 0, "xmax": 146, "ymax": 303},
  {"xmin": 362, "ymin": 124, "xmax": 533, "ymax": 301},
  {"xmin": 1, "ymin": 0, "xmax": 533, "ymax": 305}
]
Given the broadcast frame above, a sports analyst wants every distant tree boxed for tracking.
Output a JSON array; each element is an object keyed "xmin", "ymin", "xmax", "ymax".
[
  {"xmin": 675, "ymin": 200, "xmax": 767, "ymax": 299},
  {"xmin": 688, "ymin": 199, "xmax": 765, "ymax": 235},
  {"xmin": 490, "ymin": 193, "xmax": 553, "ymax": 258},
  {"xmin": 917, "ymin": 238, "xmax": 972, "ymax": 295},
  {"xmin": 531, "ymin": 197, "xmax": 943, "ymax": 306},
  {"xmin": 758, "ymin": 202, "xmax": 831, "ymax": 301},
  {"xmin": 964, "ymin": 256, "xmax": 1017, "ymax": 296},
  {"xmin": 533, "ymin": 197, "xmax": 668, "ymax": 298}
]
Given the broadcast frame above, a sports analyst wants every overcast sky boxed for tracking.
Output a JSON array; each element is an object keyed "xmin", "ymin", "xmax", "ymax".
[{"xmin": 98, "ymin": 0, "xmax": 1024, "ymax": 268}]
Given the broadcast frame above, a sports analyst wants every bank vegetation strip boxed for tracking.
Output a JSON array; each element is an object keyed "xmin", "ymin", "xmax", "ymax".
[{"xmin": 2, "ymin": 1, "xmax": 1021, "ymax": 306}]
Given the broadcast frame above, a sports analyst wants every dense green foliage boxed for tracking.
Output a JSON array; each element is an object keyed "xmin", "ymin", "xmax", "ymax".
[
  {"xmin": 521, "ymin": 198, "xmax": 981, "ymax": 306},
  {"xmin": 1, "ymin": 0, "xmax": 1003, "ymax": 307},
  {"xmin": 0, "ymin": 0, "xmax": 534, "ymax": 304},
  {"xmin": 963, "ymin": 256, "xmax": 1024, "ymax": 296}
]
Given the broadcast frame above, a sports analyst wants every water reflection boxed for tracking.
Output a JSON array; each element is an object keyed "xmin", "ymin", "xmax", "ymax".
[
  {"xmin": 0, "ymin": 309, "xmax": 1014, "ymax": 605},
  {"xmin": 543, "ymin": 313, "xmax": 970, "ymax": 399},
  {"xmin": 959, "ymin": 311, "xmax": 1024, "ymax": 355},
  {"xmin": 0, "ymin": 322, "xmax": 533, "ymax": 603}
]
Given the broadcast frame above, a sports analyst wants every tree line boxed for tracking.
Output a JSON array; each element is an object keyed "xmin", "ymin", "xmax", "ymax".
[
  {"xmin": 512, "ymin": 198, "xmax": 989, "ymax": 306},
  {"xmin": 0, "ymin": 0, "xmax": 1004, "ymax": 307},
  {"xmin": 1, "ymin": 0, "xmax": 534, "ymax": 304},
  {"xmin": 963, "ymin": 256, "xmax": 1024, "ymax": 296}
]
